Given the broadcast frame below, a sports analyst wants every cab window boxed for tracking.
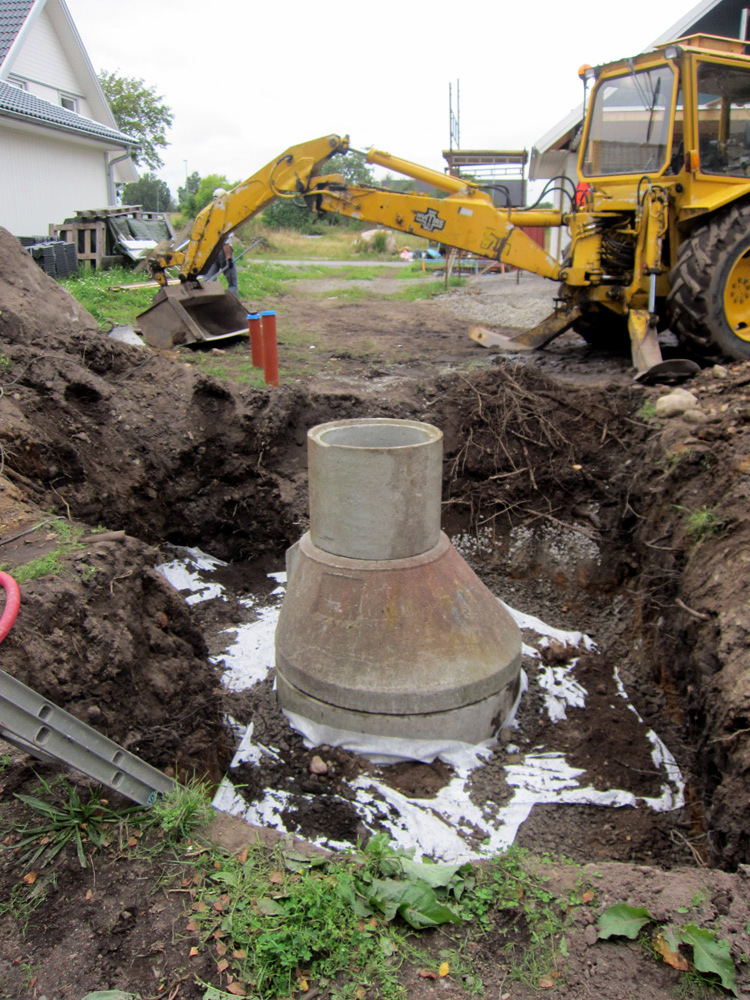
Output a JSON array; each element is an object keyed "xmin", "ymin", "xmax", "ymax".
[{"xmin": 697, "ymin": 62, "xmax": 750, "ymax": 176}]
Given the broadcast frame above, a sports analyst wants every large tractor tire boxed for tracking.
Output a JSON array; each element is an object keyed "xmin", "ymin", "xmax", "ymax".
[{"xmin": 668, "ymin": 201, "xmax": 750, "ymax": 360}]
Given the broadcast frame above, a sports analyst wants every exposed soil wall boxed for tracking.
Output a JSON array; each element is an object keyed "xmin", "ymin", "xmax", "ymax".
[{"xmin": 627, "ymin": 368, "xmax": 750, "ymax": 869}]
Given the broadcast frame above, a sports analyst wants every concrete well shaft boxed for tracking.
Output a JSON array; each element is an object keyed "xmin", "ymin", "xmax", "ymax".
[{"xmin": 308, "ymin": 418, "xmax": 443, "ymax": 561}]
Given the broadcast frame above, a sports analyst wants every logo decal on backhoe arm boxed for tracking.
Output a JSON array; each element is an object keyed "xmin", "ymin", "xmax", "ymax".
[{"xmin": 413, "ymin": 208, "xmax": 446, "ymax": 233}]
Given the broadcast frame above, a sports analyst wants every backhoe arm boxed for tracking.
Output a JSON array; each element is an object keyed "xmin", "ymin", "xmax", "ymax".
[
  {"xmin": 308, "ymin": 146, "xmax": 563, "ymax": 280},
  {"xmin": 148, "ymin": 134, "xmax": 350, "ymax": 285}
]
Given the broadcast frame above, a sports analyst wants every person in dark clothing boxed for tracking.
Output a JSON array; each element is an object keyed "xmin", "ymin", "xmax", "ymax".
[{"xmin": 203, "ymin": 187, "xmax": 239, "ymax": 296}]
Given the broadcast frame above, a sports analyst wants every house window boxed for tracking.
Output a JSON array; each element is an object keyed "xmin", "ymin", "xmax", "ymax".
[
  {"xmin": 7, "ymin": 75, "xmax": 27, "ymax": 90},
  {"xmin": 59, "ymin": 93, "xmax": 78, "ymax": 112}
]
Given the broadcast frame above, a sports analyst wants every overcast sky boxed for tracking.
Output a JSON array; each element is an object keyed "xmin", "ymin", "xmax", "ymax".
[{"xmin": 66, "ymin": 0, "xmax": 698, "ymax": 199}]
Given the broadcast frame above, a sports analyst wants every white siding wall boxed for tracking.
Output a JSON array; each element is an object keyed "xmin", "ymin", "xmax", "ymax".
[
  {"xmin": 10, "ymin": 8, "xmax": 91, "ymax": 116},
  {"xmin": 0, "ymin": 125, "xmax": 108, "ymax": 236}
]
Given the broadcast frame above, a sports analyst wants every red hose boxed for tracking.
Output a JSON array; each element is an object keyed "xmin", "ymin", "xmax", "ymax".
[{"xmin": 0, "ymin": 571, "xmax": 21, "ymax": 643}]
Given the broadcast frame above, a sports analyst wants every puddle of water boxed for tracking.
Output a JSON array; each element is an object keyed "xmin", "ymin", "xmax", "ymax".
[{"xmin": 156, "ymin": 546, "xmax": 685, "ymax": 863}]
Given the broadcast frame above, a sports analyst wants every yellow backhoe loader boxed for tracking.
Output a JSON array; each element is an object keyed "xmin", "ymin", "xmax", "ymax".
[{"xmin": 139, "ymin": 34, "xmax": 750, "ymax": 375}]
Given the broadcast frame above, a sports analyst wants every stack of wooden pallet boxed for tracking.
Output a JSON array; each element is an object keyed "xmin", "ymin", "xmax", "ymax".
[{"xmin": 48, "ymin": 206, "xmax": 173, "ymax": 269}]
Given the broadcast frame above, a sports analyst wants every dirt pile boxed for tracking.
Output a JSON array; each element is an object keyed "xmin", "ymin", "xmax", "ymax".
[
  {"xmin": 0, "ymin": 226, "xmax": 99, "ymax": 344},
  {"xmin": 1, "ymin": 526, "xmax": 228, "ymax": 777}
]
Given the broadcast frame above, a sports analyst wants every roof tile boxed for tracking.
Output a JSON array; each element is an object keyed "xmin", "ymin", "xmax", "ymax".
[
  {"xmin": 0, "ymin": 0, "xmax": 36, "ymax": 67},
  {"xmin": 0, "ymin": 79, "xmax": 138, "ymax": 146}
]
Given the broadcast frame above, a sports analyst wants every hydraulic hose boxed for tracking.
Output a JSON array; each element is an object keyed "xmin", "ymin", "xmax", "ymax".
[{"xmin": 0, "ymin": 571, "xmax": 20, "ymax": 643}]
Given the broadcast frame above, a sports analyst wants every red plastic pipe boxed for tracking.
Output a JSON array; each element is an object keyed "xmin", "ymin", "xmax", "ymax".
[
  {"xmin": 261, "ymin": 310, "xmax": 279, "ymax": 387},
  {"xmin": 0, "ymin": 571, "xmax": 21, "ymax": 643},
  {"xmin": 247, "ymin": 312, "xmax": 263, "ymax": 368}
]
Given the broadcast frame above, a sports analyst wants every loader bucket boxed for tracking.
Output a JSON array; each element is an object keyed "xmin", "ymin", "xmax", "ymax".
[
  {"xmin": 136, "ymin": 283, "xmax": 249, "ymax": 350},
  {"xmin": 469, "ymin": 306, "xmax": 582, "ymax": 353}
]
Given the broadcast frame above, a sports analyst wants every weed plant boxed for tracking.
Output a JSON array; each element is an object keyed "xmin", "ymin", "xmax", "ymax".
[
  {"xmin": 144, "ymin": 777, "xmax": 214, "ymax": 846},
  {"xmin": 184, "ymin": 832, "xmax": 475, "ymax": 998},
  {"xmin": 675, "ymin": 505, "xmax": 726, "ymax": 543},
  {"xmin": 14, "ymin": 775, "xmax": 142, "ymax": 869},
  {"xmin": 456, "ymin": 846, "xmax": 581, "ymax": 989},
  {"xmin": 1, "ymin": 774, "xmax": 618, "ymax": 997},
  {"xmin": 0, "ymin": 878, "xmax": 52, "ymax": 935}
]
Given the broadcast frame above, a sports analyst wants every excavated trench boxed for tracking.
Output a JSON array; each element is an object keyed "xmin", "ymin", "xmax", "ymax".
[
  {"xmin": 1, "ymin": 229, "xmax": 749, "ymax": 875},
  {"xmin": 138, "ymin": 373, "xmax": 700, "ymax": 870}
]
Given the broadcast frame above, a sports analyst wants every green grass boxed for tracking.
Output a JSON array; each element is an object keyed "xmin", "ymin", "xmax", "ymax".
[
  {"xmin": 183, "ymin": 831, "xmax": 475, "ymax": 999},
  {"xmin": 0, "ymin": 519, "xmax": 88, "ymax": 583},
  {"xmin": 456, "ymin": 846, "xmax": 583, "ymax": 989},
  {"xmin": 143, "ymin": 777, "xmax": 214, "ymax": 846},
  {"xmin": 9, "ymin": 551, "xmax": 65, "ymax": 583},
  {"xmin": 0, "ymin": 879, "xmax": 52, "ymax": 936},
  {"xmin": 319, "ymin": 285, "xmax": 376, "ymax": 301},
  {"xmin": 238, "ymin": 221, "xmax": 431, "ymax": 260},
  {"xmin": 0, "ymin": 774, "xmax": 619, "ymax": 998},
  {"xmin": 58, "ymin": 233, "xmax": 458, "ymax": 335},
  {"xmin": 60, "ymin": 265, "xmax": 156, "ymax": 330},
  {"xmin": 182, "ymin": 349, "xmax": 267, "ymax": 388}
]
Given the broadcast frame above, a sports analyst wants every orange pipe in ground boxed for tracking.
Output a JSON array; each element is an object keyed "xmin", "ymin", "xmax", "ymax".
[
  {"xmin": 247, "ymin": 313, "xmax": 263, "ymax": 368},
  {"xmin": 261, "ymin": 310, "xmax": 279, "ymax": 386}
]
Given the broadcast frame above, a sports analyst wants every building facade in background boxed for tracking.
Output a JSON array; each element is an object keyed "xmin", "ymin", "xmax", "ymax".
[{"xmin": 0, "ymin": 0, "xmax": 138, "ymax": 237}]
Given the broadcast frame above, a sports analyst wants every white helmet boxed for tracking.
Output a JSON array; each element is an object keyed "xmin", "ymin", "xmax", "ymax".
[{"xmin": 213, "ymin": 187, "xmax": 227, "ymax": 198}]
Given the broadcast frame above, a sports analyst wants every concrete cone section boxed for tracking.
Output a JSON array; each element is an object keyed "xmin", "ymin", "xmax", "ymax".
[{"xmin": 275, "ymin": 418, "xmax": 522, "ymax": 748}]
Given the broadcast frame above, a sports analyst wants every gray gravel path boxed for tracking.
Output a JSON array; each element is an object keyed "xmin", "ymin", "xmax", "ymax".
[{"xmin": 440, "ymin": 271, "xmax": 557, "ymax": 330}]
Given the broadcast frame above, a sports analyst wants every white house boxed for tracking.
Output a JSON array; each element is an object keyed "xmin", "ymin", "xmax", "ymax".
[
  {"xmin": 529, "ymin": 0, "xmax": 750, "ymax": 259},
  {"xmin": 0, "ymin": 0, "xmax": 138, "ymax": 237}
]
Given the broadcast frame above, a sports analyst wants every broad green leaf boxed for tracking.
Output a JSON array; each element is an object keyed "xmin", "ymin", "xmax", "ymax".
[
  {"xmin": 210, "ymin": 870, "xmax": 240, "ymax": 888},
  {"xmin": 399, "ymin": 859, "xmax": 464, "ymax": 888},
  {"xmin": 281, "ymin": 849, "xmax": 327, "ymax": 872},
  {"xmin": 597, "ymin": 904, "xmax": 653, "ymax": 940},
  {"xmin": 351, "ymin": 895, "xmax": 375, "ymax": 918},
  {"xmin": 660, "ymin": 923, "xmax": 684, "ymax": 954},
  {"xmin": 679, "ymin": 924, "xmax": 737, "ymax": 996},
  {"xmin": 202, "ymin": 986, "xmax": 239, "ymax": 1000},
  {"xmin": 367, "ymin": 878, "xmax": 460, "ymax": 928},
  {"xmin": 255, "ymin": 896, "xmax": 285, "ymax": 916}
]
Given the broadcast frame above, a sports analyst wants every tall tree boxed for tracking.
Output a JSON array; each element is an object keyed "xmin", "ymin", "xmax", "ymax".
[
  {"xmin": 194, "ymin": 174, "xmax": 235, "ymax": 213},
  {"xmin": 121, "ymin": 173, "xmax": 174, "ymax": 212},
  {"xmin": 98, "ymin": 71, "xmax": 174, "ymax": 170},
  {"xmin": 178, "ymin": 171, "xmax": 201, "ymax": 216},
  {"xmin": 325, "ymin": 151, "xmax": 374, "ymax": 186}
]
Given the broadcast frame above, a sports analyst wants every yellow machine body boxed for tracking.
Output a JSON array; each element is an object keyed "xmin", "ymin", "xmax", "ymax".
[{"xmin": 139, "ymin": 37, "xmax": 750, "ymax": 369}]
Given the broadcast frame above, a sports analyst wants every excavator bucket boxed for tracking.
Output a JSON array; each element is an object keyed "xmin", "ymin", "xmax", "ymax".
[
  {"xmin": 136, "ymin": 283, "xmax": 249, "ymax": 350},
  {"xmin": 469, "ymin": 306, "xmax": 582, "ymax": 353}
]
